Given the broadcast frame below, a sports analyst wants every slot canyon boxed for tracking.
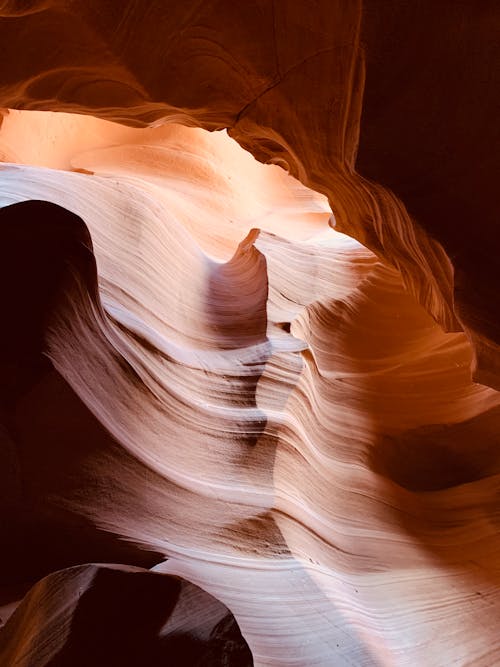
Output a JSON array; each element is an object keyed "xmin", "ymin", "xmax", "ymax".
[{"xmin": 0, "ymin": 2, "xmax": 498, "ymax": 665}]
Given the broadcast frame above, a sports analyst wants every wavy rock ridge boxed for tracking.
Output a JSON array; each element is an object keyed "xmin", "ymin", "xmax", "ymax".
[{"xmin": 0, "ymin": 3, "xmax": 499, "ymax": 666}]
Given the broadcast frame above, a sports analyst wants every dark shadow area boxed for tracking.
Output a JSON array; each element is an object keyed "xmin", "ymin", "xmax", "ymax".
[
  {"xmin": 0, "ymin": 199, "xmax": 94, "ymax": 407},
  {"xmin": 370, "ymin": 406, "xmax": 500, "ymax": 492},
  {"xmin": 0, "ymin": 565, "xmax": 253, "ymax": 667},
  {"xmin": 359, "ymin": 1, "xmax": 500, "ymax": 348},
  {"xmin": 0, "ymin": 201, "xmax": 164, "ymax": 595}
]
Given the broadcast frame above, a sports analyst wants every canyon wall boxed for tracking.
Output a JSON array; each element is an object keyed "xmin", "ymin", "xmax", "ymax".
[{"xmin": 0, "ymin": 2, "xmax": 498, "ymax": 665}]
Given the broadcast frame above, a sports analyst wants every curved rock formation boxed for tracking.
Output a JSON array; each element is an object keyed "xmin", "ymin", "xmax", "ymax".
[
  {"xmin": 0, "ymin": 563, "xmax": 252, "ymax": 667},
  {"xmin": 0, "ymin": 3, "xmax": 498, "ymax": 666},
  {"xmin": 1, "ymin": 1, "xmax": 498, "ymax": 384}
]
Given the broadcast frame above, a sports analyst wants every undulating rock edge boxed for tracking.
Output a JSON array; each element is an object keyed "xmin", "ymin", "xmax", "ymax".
[{"xmin": 0, "ymin": 2, "xmax": 498, "ymax": 666}]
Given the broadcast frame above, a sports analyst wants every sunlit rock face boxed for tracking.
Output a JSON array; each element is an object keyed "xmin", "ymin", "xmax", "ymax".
[{"xmin": 0, "ymin": 3, "xmax": 499, "ymax": 666}]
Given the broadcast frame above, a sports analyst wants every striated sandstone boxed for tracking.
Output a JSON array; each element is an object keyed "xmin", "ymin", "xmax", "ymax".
[{"xmin": 0, "ymin": 3, "xmax": 499, "ymax": 665}]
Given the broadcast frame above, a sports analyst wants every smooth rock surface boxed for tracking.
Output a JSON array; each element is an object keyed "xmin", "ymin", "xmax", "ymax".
[{"xmin": 0, "ymin": 4, "xmax": 498, "ymax": 665}]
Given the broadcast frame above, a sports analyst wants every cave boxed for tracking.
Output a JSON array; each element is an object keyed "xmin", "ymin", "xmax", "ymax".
[{"xmin": 0, "ymin": 3, "xmax": 498, "ymax": 666}]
